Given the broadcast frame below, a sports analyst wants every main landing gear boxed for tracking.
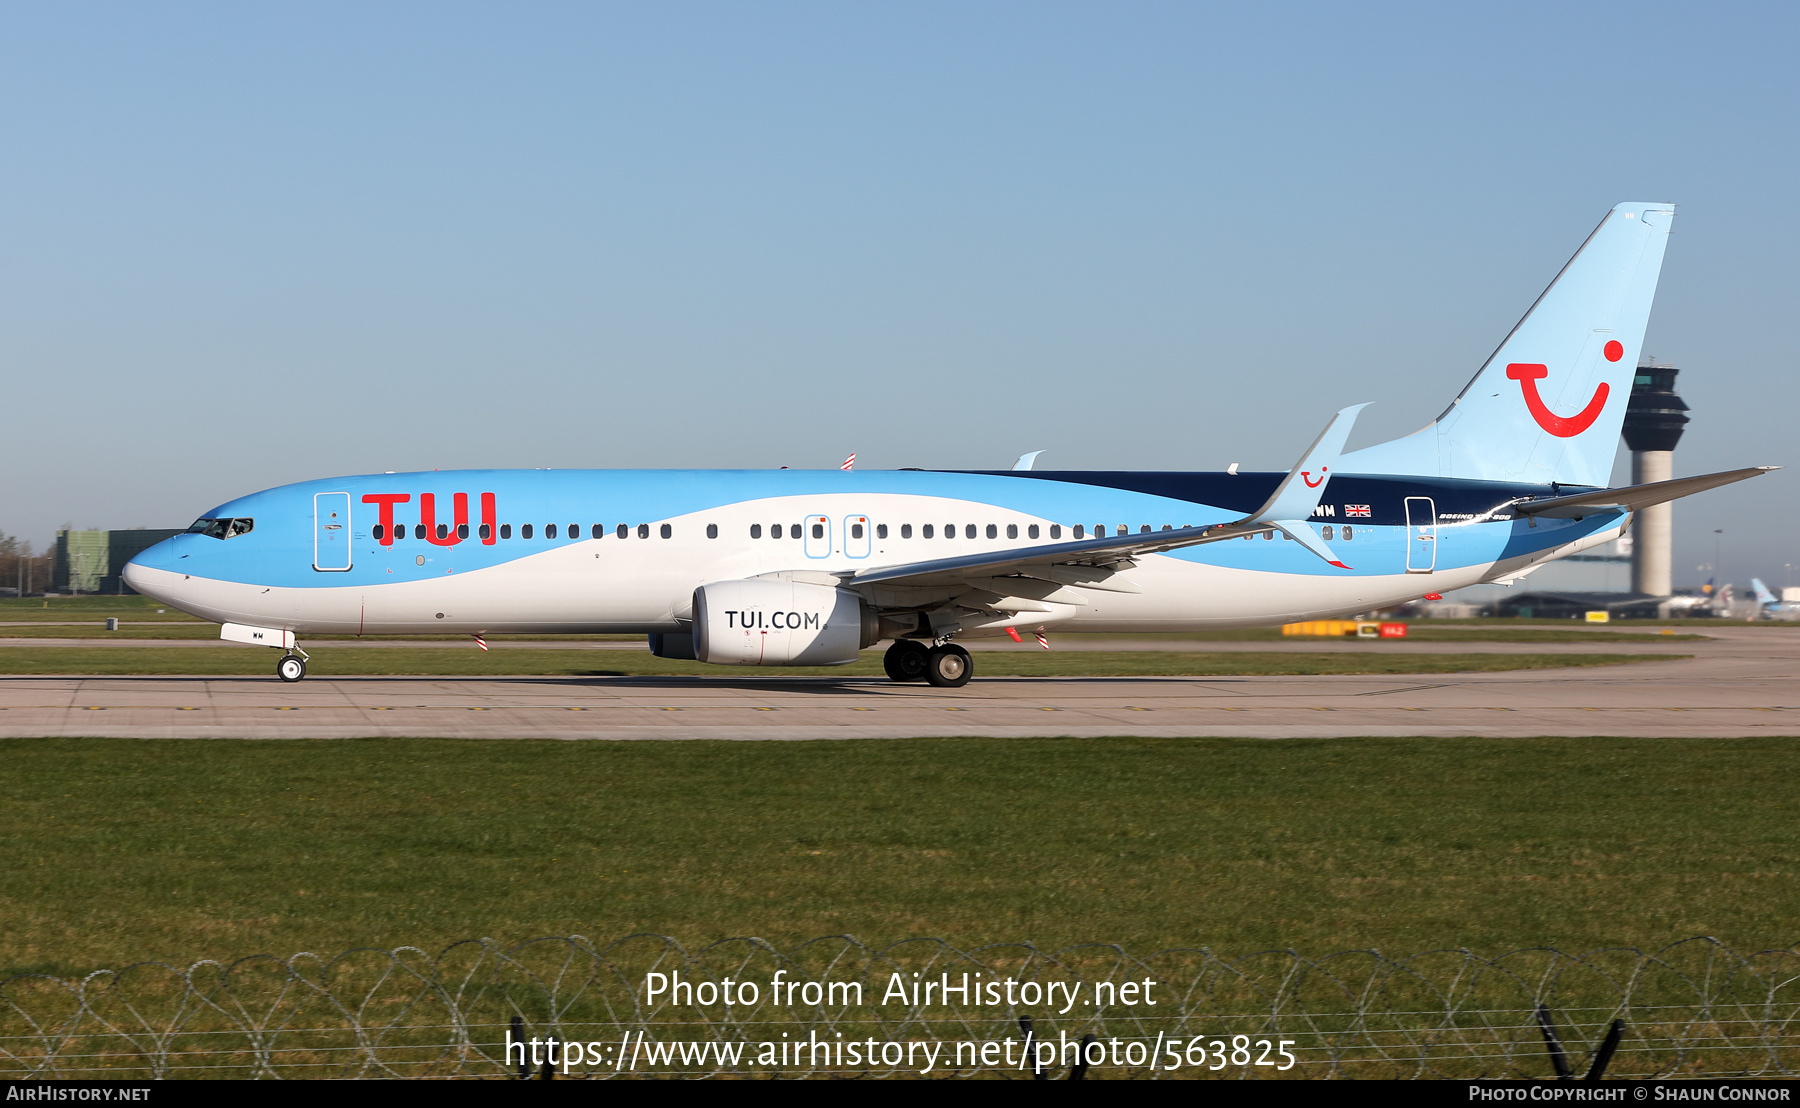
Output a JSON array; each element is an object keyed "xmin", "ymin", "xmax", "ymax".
[
  {"xmin": 276, "ymin": 652, "xmax": 308, "ymax": 682},
  {"xmin": 883, "ymin": 639, "xmax": 973, "ymax": 688}
]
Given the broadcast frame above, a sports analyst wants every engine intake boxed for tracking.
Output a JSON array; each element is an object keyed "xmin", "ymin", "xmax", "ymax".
[{"xmin": 693, "ymin": 579, "xmax": 876, "ymax": 666}]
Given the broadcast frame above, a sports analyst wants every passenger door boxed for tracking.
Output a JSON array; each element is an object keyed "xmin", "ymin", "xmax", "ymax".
[
  {"xmin": 843, "ymin": 515, "xmax": 871, "ymax": 558},
  {"xmin": 314, "ymin": 492, "xmax": 353, "ymax": 571},
  {"xmin": 1404, "ymin": 496, "xmax": 1436, "ymax": 574},
  {"xmin": 803, "ymin": 514, "xmax": 831, "ymax": 559}
]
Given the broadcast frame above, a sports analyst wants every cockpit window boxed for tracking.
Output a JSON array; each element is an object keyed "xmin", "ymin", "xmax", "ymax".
[{"xmin": 187, "ymin": 517, "xmax": 253, "ymax": 539}]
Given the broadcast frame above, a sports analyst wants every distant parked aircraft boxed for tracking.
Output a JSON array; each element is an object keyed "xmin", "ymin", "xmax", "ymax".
[{"xmin": 1751, "ymin": 579, "xmax": 1800, "ymax": 619}]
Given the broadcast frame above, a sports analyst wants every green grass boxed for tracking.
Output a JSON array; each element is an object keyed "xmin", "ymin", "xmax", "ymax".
[
  {"xmin": 1, "ymin": 736, "xmax": 1794, "ymax": 976},
  {"xmin": 0, "ymin": 646, "xmax": 1674, "ymax": 677},
  {"xmin": 0, "ymin": 596, "xmax": 192, "ymax": 622}
]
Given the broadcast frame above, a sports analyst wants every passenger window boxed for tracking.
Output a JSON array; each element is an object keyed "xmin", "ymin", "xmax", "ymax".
[
  {"xmin": 1282, "ymin": 531, "xmax": 1293, "ymax": 540},
  {"xmin": 1140, "ymin": 525, "xmax": 1151, "ymax": 534},
  {"xmin": 1006, "ymin": 524, "xmax": 1018, "ymax": 539},
  {"xmin": 851, "ymin": 523, "xmax": 864, "ymax": 539},
  {"xmin": 1073, "ymin": 525, "xmax": 1085, "ymax": 539},
  {"xmin": 479, "ymin": 524, "xmax": 491, "ymax": 540},
  {"xmin": 1264, "ymin": 531, "xmax": 1274, "ymax": 540},
  {"xmin": 458, "ymin": 524, "xmax": 470, "ymax": 539},
  {"xmin": 966, "ymin": 524, "xmax": 977, "ymax": 539},
  {"xmin": 500, "ymin": 524, "xmax": 512, "ymax": 540},
  {"xmin": 617, "ymin": 524, "xmax": 628, "ymax": 539},
  {"xmin": 707, "ymin": 523, "xmax": 718, "ymax": 539},
  {"xmin": 638, "ymin": 524, "xmax": 650, "ymax": 539},
  {"xmin": 772, "ymin": 523, "xmax": 785, "ymax": 539},
  {"xmin": 1047, "ymin": 525, "xmax": 1058, "ymax": 539},
  {"xmin": 876, "ymin": 524, "xmax": 888, "ymax": 539},
  {"xmin": 1118, "ymin": 525, "xmax": 1128, "ymax": 536},
  {"xmin": 945, "ymin": 525, "xmax": 956, "ymax": 540},
  {"xmin": 660, "ymin": 524, "xmax": 672, "ymax": 539},
  {"xmin": 437, "ymin": 524, "xmax": 449, "ymax": 539},
  {"xmin": 1322, "ymin": 524, "xmax": 1334, "ymax": 541},
  {"xmin": 372, "ymin": 524, "xmax": 385, "ymax": 541},
  {"xmin": 592, "ymin": 524, "xmax": 603, "ymax": 539},
  {"xmin": 522, "ymin": 524, "xmax": 534, "ymax": 539},
  {"xmin": 751, "ymin": 524, "xmax": 762, "ymax": 539},
  {"xmin": 1343, "ymin": 526, "xmax": 1354, "ymax": 541},
  {"xmin": 415, "ymin": 524, "xmax": 426, "ymax": 540},
  {"xmin": 547, "ymin": 524, "xmax": 558, "ymax": 539},
  {"xmin": 812, "ymin": 523, "xmax": 824, "ymax": 539},
  {"xmin": 922, "ymin": 524, "xmax": 934, "ymax": 538},
  {"xmin": 392, "ymin": 524, "xmax": 404, "ymax": 541},
  {"xmin": 1161, "ymin": 524, "xmax": 1172, "ymax": 531},
  {"xmin": 902, "ymin": 524, "xmax": 913, "ymax": 538}
]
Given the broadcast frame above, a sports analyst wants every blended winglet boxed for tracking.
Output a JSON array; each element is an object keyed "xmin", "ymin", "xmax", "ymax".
[{"xmin": 1247, "ymin": 404, "xmax": 1370, "ymax": 525}]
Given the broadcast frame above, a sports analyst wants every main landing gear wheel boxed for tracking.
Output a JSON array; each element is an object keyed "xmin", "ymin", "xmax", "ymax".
[
  {"xmin": 924, "ymin": 644, "xmax": 973, "ymax": 688},
  {"xmin": 883, "ymin": 640, "xmax": 930, "ymax": 682},
  {"xmin": 277, "ymin": 654, "xmax": 307, "ymax": 682}
]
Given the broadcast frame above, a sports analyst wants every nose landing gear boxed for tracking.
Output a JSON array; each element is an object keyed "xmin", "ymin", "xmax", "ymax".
[{"xmin": 276, "ymin": 652, "xmax": 308, "ymax": 682}]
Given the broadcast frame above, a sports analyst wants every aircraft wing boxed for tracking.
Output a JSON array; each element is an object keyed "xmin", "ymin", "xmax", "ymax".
[
  {"xmin": 1513, "ymin": 466, "xmax": 1778, "ymax": 519},
  {"xmin": 845, "ymin": 405, "xmax": 1369, "ymax": 591},
  {"xmin": 845, "ymin": 520, "xmax": 1258, "ymax": 591}
]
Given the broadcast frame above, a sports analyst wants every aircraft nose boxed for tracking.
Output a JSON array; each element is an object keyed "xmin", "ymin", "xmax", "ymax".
[{"xmin": 122, "ymin": 537, "xmax": 178, "ymax": 602}]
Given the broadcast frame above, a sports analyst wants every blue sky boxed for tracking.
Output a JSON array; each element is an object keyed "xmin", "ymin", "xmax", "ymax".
[{"xmin": 4, "ymin": 2, "xmax": 1796, "ymax": 586}]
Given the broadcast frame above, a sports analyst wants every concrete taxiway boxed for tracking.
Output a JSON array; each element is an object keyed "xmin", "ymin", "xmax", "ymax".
[{"xmin": 0, "ymin": 626, "xmax": 1794, "ymax": 739}]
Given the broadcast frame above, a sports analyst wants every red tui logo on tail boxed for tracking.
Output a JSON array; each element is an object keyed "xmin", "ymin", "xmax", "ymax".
[{"xmin": 1505, "ymin": 364, "xmax": 1609, "ymax": 438}]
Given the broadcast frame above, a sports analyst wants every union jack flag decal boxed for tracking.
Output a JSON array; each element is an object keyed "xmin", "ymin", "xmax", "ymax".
[{"xmin": 1345, "ymin": 504, "xmax": 1372, "ymax": 518}]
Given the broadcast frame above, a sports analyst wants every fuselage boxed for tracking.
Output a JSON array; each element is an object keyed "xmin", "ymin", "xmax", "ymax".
[{"xmin": 121, "ymin": 468, "xmax": 1624, "ymax": 638}]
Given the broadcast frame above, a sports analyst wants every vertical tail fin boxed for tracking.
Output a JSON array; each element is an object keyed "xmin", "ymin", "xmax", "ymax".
[{"xmin": 1342, "ymin": 202, "xmax": 1675, "ymax": 486}]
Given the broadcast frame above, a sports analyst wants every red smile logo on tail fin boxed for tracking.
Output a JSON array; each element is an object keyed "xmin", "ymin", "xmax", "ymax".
[{"xmin": 1506, "ymin": 363, "xmax": 1610, "ymax": 438}]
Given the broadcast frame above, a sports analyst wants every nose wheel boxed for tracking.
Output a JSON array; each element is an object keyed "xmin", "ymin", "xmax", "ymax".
[{"xmin": 277, "ymin": 654, "xmax": 307, "ymax": 682}]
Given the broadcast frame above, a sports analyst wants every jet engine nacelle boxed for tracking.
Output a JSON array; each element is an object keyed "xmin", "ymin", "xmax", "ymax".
[{"xmin": 693, "ymin": 579, "xmax": 877, "ymax": 666}]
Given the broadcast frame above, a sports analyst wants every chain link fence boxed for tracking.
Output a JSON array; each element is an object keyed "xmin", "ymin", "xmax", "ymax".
[{"xmin": 4, "ymin": 935, "xmax": 1797, "ymax": 1079}]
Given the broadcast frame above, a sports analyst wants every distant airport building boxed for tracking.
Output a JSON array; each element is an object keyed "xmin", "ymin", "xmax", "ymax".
[{"xmin": 54, "ymin": 529, "xmax": 182, "ymax": 595}]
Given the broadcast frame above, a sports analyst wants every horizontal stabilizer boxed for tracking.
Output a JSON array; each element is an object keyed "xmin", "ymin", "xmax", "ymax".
[{"xmin": 1514, "ymin": 466, "xmax": 1778, "ymax": 518}]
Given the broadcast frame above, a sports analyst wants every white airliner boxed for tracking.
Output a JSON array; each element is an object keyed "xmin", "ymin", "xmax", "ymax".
[{"xmin": 123, "ymin": 202, "xmax": 1774, "ymax": 685}]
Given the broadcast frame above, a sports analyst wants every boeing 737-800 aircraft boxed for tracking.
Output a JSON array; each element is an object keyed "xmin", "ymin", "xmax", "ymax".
[{"xmin": 122, "ymin": 202, "xmax": 1773, "ymax": 686}]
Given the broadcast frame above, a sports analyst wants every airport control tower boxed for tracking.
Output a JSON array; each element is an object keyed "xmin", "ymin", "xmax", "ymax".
[{"xmin": 1620, "ymin": 359, "xmax": 1690, "ymax": 597}]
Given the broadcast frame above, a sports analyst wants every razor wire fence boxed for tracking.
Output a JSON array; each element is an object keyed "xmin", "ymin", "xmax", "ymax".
[{"xmin": 3, "ymin": 935, "xmax": 1798, "ymax": 1080}]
